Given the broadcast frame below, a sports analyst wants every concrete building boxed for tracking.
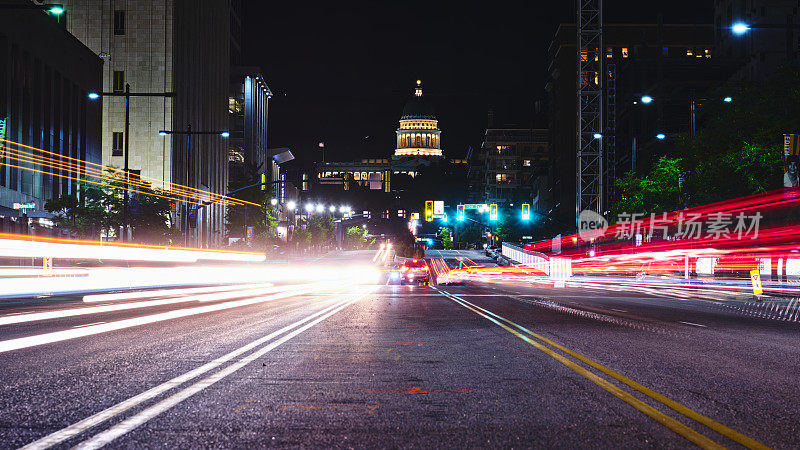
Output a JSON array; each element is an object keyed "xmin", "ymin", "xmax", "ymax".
[
  {"xmin": 0, "ymin": 3, "xmax": 102, "ymax": 234},
  {"xmin": 715, "ymin": 0, "xmax": 800, "ymax": 81},
  {"xmin": 470, "ymin": 127, "xmax": 550, "ymax": 211},
  {"xmin": 62, "ymin": 0, "xmax": 231, "ymax": 247}
]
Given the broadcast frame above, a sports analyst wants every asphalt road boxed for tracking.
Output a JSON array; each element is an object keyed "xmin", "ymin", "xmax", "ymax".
[{"xmin": 1, "ymin": 251, "xmax": 799, "ymax": 448}]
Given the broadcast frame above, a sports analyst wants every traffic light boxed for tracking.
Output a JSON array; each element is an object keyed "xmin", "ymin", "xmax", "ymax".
[
  {"xmin": 424, "ymin": 200, "xmax": 434, "ymax": 222},
  {"xmin": 456, "ymin": 204, "xmax": 465, "ymax": 221},
  {"xmin": 521, "ymin": 203, "xmax": 530, "ymax": 220},
  {"xmin": 260, "ymin": 173, "xmax": 267, "ymax": 190},
  {"xmin": 489, "ymin": 204, "xmax": 498, "ymax": 221}
]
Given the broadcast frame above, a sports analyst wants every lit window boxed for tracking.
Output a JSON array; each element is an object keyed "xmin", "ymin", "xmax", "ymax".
[
  {"xmin": 704, "ymin": 49, "xmax": 711, "ymax": 58},
  {"xmin": 622, "ymin": 47, "xmax": 629, "ymax": 58},
  {"xmin": 686, "ymin": 49, "xmax": 693, "ymax": 56},
  {"xmin": 606, "ymin": 47, "xmax": 613, "ymax": 58},
  {"xmin": 523, "ymin": 160, "xmax": 531, "ymax": 167}
]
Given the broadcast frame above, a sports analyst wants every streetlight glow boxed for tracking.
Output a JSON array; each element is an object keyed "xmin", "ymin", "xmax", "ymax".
[
  {"xmin": 316, "ymin": 204, "xmax": 324, "ymax": 213},
  {"xmin": 158, "ymin": 131, "xmax": 168, "ymax": 136},
  {"xmin": 732, "ymin": 22, "xmax": 750, "ymax": 35},
  {"xmin": 220, "ymin": 131, "xmax": 230, "ymax": 138},
  {"xmin": 593, "ymin": 133, "xmax": 603, "ymax": 139},
  {"xmin": 329, "ymin": 205, "xmax": 336, "ymax": 213},
  {"xmin": 305, "ymin": 203, "xmax": 314, "ymax": 212},
  {"xmin": 723, "ymin": 96, "xmax": 733, "ymax": 103},
  {"xmin": 88, "ymin": 92, "xmax": 100, "ymax": 100},
  {"xmin": 656, "ymin": 133, "xmax": 666, "ymax": 140},
  {"xmin": 641, "ymin": 95, "xmax": 653, "ymax": 104},
  {"xmin": 48, "ymin": 5, "xmax": 64, "ymax": 14},
  {"xmin": 270, "ymin": 198, "xmax": 278, "ymax": 206},
  {"xmin": 287, "ymin": 201, "xmax": 296, "ymax": 210}
]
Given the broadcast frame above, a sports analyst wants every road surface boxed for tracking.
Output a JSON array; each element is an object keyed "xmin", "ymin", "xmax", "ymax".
[{"xmin": 0, "ymin": 251, "xmax": 797, "ymax": 448}]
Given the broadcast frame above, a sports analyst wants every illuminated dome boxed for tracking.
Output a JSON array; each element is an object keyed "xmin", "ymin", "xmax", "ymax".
[{"xmin": 395, "ymin": 80, "xmax": 443, "ymax": 158}]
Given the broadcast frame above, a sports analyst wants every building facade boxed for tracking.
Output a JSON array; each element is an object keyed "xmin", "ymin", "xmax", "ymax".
[
  {"xmin": 63, "ymin": 0, "xmax": 231, "ymax": 246},
  {"xmin": 0, "ymin": 4, "xmax": 102, "ymax": 234},
  {"xmin": 471, "ymin": 128, "xmax": 550, "ymax": 211},
  {"xmin": 228, "ymin": 67, "xmax": 271, "ymax": 169}
]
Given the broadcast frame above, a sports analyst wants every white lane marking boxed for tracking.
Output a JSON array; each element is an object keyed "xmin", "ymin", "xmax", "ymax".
[
  {"xmin": 70, "ymin": 291, "xmax": 370, "ymax": 450},
  {"xmin": 82, "ymin": 283, "xmax": 273, "ymax": 302},
  {"xmin": 0, "ymin": 285, "xmax": 286, "ymax": 327},
  {"xmin": 72, "ymin": 322, "xmax": 106, "ymax": 329},
  {"xmin": 678, "ymin": 321, "xmax": 707, "ymax": 328},
  {"xmin": 0, "ymin": 284, "xmax": 324, "ymax": 353},
  {"xmin": 19, "ymin": 289, "xmax": 368, "ymax": 450}
]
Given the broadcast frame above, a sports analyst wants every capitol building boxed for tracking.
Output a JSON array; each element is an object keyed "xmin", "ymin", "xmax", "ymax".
[
  {"xmin": 314, "ymin": 80, "xmax": 458, "ymax": 193},
  {"xmin": 394, "ymin": 80, "xmax": 443, "ymax": 158}
]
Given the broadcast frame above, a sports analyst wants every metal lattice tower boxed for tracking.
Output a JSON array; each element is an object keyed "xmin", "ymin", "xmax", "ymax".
[
  {"xmin": 605, "ymin": 62, "xmax": 616, "ymax": 209},
  {"xmin": 576, "ymin": 0, "xmax": 603, "ymax": 222}
]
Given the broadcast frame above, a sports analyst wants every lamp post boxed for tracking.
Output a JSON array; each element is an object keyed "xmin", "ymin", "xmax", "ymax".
[
  {"xmin": 158, "ymin": 126, "xmax": 229, "ymax": 247},
  {"xmin": 88, "ymin": 85, "xmax": 174, "ymax": 242}
]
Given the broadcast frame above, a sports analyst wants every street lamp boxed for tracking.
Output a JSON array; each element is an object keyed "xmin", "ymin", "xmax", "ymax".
[
  {"xmin": 640, "ymin": 95, "xmax": 653, "ymax": 104},
  {"xmin": 315, "ymin": 204, "xmax": 324, "ymax": 213},
  {"xmin": 593, "ymin": 133, "xmax": 603, "ymax": 139},
  {"xmin": 732, "ymin": 22, "xmax": 750, "ymax": 35},
  {"xmin": 287, "ymin": 201, "xmax": 297, "ymax": 211},
  {"xmin": 0, "ymin": 3, "xmax": 64, "ymax": 14},
  {"xmin": 158, "ymin": 126, "xmax": 229, "ymax": 247},
  {"xmin": 270, "ymin": 198, "xmax": 278, "ymax": 206},
  {"xmin": 89, "ymin": 85, "xmax": 174, "ymax": 242},
  {"xmin": 305, "ymin": 203, "xmax": 314, "ymax": 213},
  {"xmin": 723, "ymin": 96, "xmax": 733, "ymax": 103},
  {"xmin": 329, "ymin": 205, "xmax": 336, "ymax": 213},
  {"xmin": 655, "ymin": 133, "xmax": 666, "ymax": 140}
]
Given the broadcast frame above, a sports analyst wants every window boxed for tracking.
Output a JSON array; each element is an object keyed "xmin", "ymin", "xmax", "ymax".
[
  {"xmin": 606, "ymin": 47, "xmax": 613, "ymax": 58},
  {"xmin": 113, "ymin": 71, "xmax": 125, "ymax": 93},
  {"xmin": 112, "ymin": 132, "xmax": 124, "ymax": 156},
  {"xmin": 662, "ymin": 47, "xmax": 669, "ymax": 56},
  {"xmin": 523, "ymin": 160, "xmax": 531, "ymax": 167},
  {"xmin": 686, "ymin": 49, "xmax": 693, "ymax": 56},
  {"xmin": 495, "ymin": 173, "xmax": 508, "ymax": 182},
  {"xmin": 622, "ymin": 47, "xmax": 629, "ymax": 58},
  {"xmin": 113, "ymin": 10, "xmax": 125, "ymax": 35}
]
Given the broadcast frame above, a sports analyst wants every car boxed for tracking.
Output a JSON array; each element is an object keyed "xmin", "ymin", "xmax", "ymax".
[{"xmin": 399, "ymin": 259, "xmax": 430, "ymax": 285}]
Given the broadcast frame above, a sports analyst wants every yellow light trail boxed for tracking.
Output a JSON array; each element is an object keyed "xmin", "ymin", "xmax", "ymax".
[{"xmin": 0, "ymin": 139, "xmax": 259, "ymax": 207}]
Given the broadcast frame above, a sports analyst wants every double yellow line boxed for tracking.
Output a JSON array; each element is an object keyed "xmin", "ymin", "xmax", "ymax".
[{"xmin": 436, "ymin": 289, "xmax": 770, "ymax": 450}]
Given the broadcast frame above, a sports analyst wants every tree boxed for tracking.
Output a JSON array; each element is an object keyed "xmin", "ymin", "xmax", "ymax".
[
  {"xmin": 609, "ymin": 63, "xmax": 800, "ymax": 216},
  {"xmin": 610, "ymin": 156, "xmax": 682, "ymax": 220},
  {"xmin": 225, "ymin": 161, "xmax": 279, "ymax": 248},
  {"xmin": 439, "ymin": 226, "xmax": 453, "ymax": 249},
  {"xmin": 457, "ymin": 223, "xmax": 484, "ymax": 247},
  {"xmin": 345, "ymin": 226, "xmax": 368, "ymax": 249},
  {"xmin": 45, "ymin": 168, "xmax": 173, "ymax": 243},
  {"xmin": 305, "ymin": 215, "xmax": 335, "ymax": 250}
]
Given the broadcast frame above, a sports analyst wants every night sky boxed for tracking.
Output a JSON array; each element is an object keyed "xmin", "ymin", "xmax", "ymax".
[{"xmin": 243, "ymin": 1, "xmax": 713, "ymax": 166}]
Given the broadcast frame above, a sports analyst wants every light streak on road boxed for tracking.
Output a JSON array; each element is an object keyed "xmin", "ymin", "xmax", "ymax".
[
  {"xmin": 19, "ymin": 287, "xmax": 376, "ymax": 450},
  {"xmin": 82, "ymin": 283, "xmax": 273, "ymax": 302}
]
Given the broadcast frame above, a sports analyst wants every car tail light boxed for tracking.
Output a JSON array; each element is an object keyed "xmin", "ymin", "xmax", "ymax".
[{"xmin": 421, "ymin": 266, "xmax": 428, "ymax": 272}]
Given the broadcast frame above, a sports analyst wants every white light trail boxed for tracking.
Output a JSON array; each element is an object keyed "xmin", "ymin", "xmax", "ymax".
[{"xmin": 83, "ymin": 283, "xmax": 274, "ymax": 303}]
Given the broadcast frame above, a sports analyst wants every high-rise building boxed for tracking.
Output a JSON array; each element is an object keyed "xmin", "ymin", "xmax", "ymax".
[
  {"xmin": 0, "ymin": 3, "xmax": 102, "ymax": 234},
  {"xmin": 62, "ymin": 0, "xmax": 231, "ymax": 247}
]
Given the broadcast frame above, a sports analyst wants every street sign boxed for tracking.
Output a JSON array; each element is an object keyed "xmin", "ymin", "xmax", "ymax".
[
  {"xmin": 433, "ymin": 200, "xmax": 444, "ymax": 216},
  {"xmin": 13, "ymin": 202, "xmax": 35, "ymax": 210},
  {"xmin": 464, "ymin": 203, "xmax": 488, "ymax": 210}
]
